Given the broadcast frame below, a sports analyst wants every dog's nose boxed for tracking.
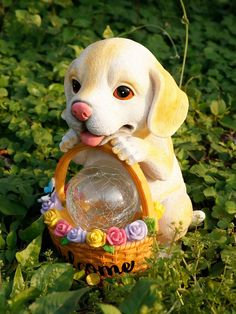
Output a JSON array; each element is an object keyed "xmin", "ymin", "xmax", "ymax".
[{"xmin": 71, "ymin": 102, "xmax": 92, "ymax": 121}]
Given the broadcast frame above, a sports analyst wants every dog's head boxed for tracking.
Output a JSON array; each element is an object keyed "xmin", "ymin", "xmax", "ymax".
[{"xmin": 63, "ymin": 38, "xmax": 188, "ymax": 146}]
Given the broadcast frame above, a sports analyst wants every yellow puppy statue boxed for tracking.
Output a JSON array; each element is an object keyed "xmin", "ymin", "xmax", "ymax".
[{"xmin": 60, "ymin": 38, "xmax": 205, "ymax": 244}]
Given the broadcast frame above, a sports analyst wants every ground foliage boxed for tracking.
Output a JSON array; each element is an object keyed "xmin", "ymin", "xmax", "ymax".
[{"xmin": 0, "ymin": 0, "xmax": 235, "ymax": 313}]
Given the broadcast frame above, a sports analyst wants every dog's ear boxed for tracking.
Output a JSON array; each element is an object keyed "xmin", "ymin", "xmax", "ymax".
[{"xmin": 147, "ymin": 61, "xmax": 189, "ymax": 137}]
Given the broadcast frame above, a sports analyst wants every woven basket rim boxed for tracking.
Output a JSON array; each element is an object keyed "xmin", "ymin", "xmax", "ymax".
[{"xmin": 49, "ymin": 227, "xmax": 154, "ymax": 252}]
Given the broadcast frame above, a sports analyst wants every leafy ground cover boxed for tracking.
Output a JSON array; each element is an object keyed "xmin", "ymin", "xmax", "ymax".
[{"xmin": 0, "ymin": 0, "xmax": 235, "ymax": 313}]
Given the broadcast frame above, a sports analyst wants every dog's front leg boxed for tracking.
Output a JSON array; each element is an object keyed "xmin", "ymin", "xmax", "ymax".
[
  {"xmin": 111, "ymin": 135, "xmax": 174, "ymax": 181},
  {"xmin": 59, "ymin": 129, "xmax": 80, "ymax": 152}
]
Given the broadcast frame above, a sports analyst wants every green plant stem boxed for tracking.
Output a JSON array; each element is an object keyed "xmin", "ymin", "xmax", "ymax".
[
  {"xmin": 118, "ymin": 24, "xmax": 180, "ymax": 59},
  {"xmin": 179, "ymin": 0, "xmax": 189, "ymax": 88},
  {"xmin": 167, "ymin": 300, "xmax": 178, "ymax": 314}
]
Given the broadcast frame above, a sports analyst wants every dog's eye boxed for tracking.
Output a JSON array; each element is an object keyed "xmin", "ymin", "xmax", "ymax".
[
  {"xmin": 113, "ymin": 85, "xmax": 134, "ymax": 100},
  {"xmin": 72, "ymin": 79, "xmax": 81, "ymax": 93}
]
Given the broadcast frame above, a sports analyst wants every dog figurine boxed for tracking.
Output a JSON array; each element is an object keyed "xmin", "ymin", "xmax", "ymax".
[{"xmin": 60, "ymin": 38, "xmax": 205, "ymax": 243}]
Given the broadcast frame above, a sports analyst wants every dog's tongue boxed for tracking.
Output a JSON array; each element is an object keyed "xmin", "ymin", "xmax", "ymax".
[{"xmin": 80, "ymin": 131, "xmax": 105, "ymax": 147}]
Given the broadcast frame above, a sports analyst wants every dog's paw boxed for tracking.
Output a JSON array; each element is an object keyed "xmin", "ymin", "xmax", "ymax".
[
  {"xmin": 59, "ymin": 129, "xmax": 80, "ymax": 152},
  {"xmin": 111, "ymin": 136, "xmax": 148, "ymax": 165}
]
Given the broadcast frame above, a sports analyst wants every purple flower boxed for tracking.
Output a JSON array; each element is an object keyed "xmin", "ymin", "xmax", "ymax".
[
  {"xmin": 39, "ymin": 192, "xmax": 63, "ymax": 214},
  {"xmin": 125, "ymin": 220, "xmax": 148, "ymax": 241},
  {"xmin": 39, "ymin": 195, "xmax": 51, "ymax": 214},
  {"xmin": 67, "ymin": 227, "xmax": 87, "ymax": 243},
  {"xmin": 49, "ymin": 192, "xmax": 63, "ymax": 210}
]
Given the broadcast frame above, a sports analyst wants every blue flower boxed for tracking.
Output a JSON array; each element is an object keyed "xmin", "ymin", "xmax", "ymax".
[{"xmin": 44, "ymin": 178, "xmax": 55, "ymax": 194}]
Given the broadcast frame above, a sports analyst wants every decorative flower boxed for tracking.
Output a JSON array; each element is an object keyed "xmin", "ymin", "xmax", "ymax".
[
  {"xmin": 39, "ymin": 191, "xmax": 63, "ymax": 214},
  {"xmin": 39, "ymin": 195, "xmax": 52, "ymax": 214},
  {"xmin": 50, "ymin": 192, "xmax": 63, "ymax": 210},
  {"xmin": 125, "ymin": 220, "xmax": 148, "ymax": 241},
  {"xmin": 43, "ymin": 209, "xmax": 60, "ymax": 227},
  {"xmin": 86, "ymin": 229, "xmax": 106, "ymax": 248},
  {"xmin": 67, "ymin": 227, "xmax": 87, "ymax": 243},
  {"xmin": 54, "ymin": 219, "xmax": 72, "ymax": 237},
  {"xmin": 44, "ymin": 178, "xmax": 55, "ymax": 194},
  {"xmin": 153, "ymin": 201, "xmax": 165, "ymax": 219},
  {"xmin": 107, "ymin": 227, "xmax": 127, "ymax": 246}
]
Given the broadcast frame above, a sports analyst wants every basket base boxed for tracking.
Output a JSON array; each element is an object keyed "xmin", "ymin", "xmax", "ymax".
[{"xmin": 49, "ymin": 228, "xmax": 153, "ymax": 277}]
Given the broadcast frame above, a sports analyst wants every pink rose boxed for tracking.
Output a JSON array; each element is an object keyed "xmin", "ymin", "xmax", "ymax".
[
  {"xmin": 54, "ymin": 220, "xmax": 72, "ymax": 237},
  {"xmin": 107, "ymin": 227, "xmax": 127, "ymax": 246}
]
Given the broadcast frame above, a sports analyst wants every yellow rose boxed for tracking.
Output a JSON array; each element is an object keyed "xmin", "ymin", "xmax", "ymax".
[
  {"xmin": 44, "ymin": 209, "xmax": 59, "ymax": 227},
  {"xmin": 153, "ymin": 201, "xmax": 165, "ymax": 219},
  {"xmin": 86, "ymin": 229, "xmax": 106, "ymax": 248}
]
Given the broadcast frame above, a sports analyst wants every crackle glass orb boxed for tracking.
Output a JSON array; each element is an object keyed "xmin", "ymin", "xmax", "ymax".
[{"xmin": 66, "ymin": 160, "xmax": 140, "ymax": 231}]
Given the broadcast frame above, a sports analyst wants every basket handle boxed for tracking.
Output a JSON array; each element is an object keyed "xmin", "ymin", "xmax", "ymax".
[{"xmin": 54, "ymin": 143, "xmax": 156, "ymax": 221}]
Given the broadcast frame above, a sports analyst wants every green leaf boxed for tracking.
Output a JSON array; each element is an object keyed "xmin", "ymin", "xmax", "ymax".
[
  {"xmin": 103, "ymin": 244, "xmax": 115, "ymax": 254},
  {"xmin": 48, "ymin": 83, "xmax": 64, "ymax": 93},
  {"xmin": 68, "ymin": 45, "xmax": 84, "ymax": 57},
  {"xmin": 217, "ymin": 217, "xmax": 232, "ymax": 229},
  {"xmin": 31, "ymin": 123, "xmax": 53, "ymax": 146},
  {"xmin": 72, "ymin": 17, "xmax": 90, "ymax": 28},
  {"xmin": 10, "ymin": 218, "xmax": 22, "ymax": 232},
  {"xmin": 144, "ymin": 217, "xmax": 156, "ymax": 235},
  {"xmin": 19, "ymin": 216, "xmax": 45, "ymax": 242},
  {"xmin": 73, "ymin": 269, "xmax": 86, "ymax": 281},
  {"xmin": 219, "ymin": 116, "xmax": 236, "ymax": 131},
  {"xmin": 29, "ymin": 288, "xmax": 89, "ymax": 314},
  {"xmin": 10, "ymin": 287, "xmax": 40, "ymax": 314},
  {"xmin": 30, "ymin": 14, "xmax": 42, "ymax": 27},
  {"xmin": 208, "ymin": 229, "xmax": 227, "ymax": 245},
  {"xmin": 60, "ymin": 237, "xmax": 70, "ymax": 246},
  {"xmin": 190, "ymin": 163, "xmax": 208, "ymax": 177},
  {"xmin": 11, "ymin": 264, "xmax": 25, "ymax": 297},
  {"xmin": 6, "ymin": 230, "xmax": 17, "ymax": 248},
  {"xmin": 210, "ymin": 100, "xmax": 226, "ymax": 116},
  {"xmin": 0, "ymin": 281, "xmax": 11, "ymax": 314},
  {"xmin": 99, "ymin": 304, "xmax": 122, "ymax": 314},
  {"xmin": 0, "ymin": 197, "xmax": 27, "ymax": 216},
  {"xmin": 27, "ymin": 82, "xmax": 46, "ymax": 97},
  {"xmin": 0, "ymin": 235, "xmax": 5, "ymax": 249},
  {"xmin": 103, "ymin": 25, "xmax": 114, "ymax": 39},
  {"xmin": 49, "ymin": 15, "xmax": 67, "ymax": 28},
  {"xmin": 0, "ymin": 75, "xmax": 9, "ymax": 87},
  {"xmin": 15, "ymin": 10, "xmax": 41, "ymax": 27},
  {"xmin": 16, "ymin": 234, "xmax": 42, "ymax": 267},
  {"xmin": 30, "ymin": 263, "xmax": 74, "ymax": 295},
  {"xmin": 5, "ymin": 248, "xmax": 16, "ymax": 263},
  {"xmin": 225, "ymin": 201, "xmax": 236, "ymax": 214},
  {"xmin": 2, "ymin": 0, "xmax": 13, "ymax": 6},
  {"xmin": 0, "ymin": 88, "xmax": 8, "ymax": 97},
  {"xmin": 62, "ymin": 27, "xmax": 77, "ymax": 43},
  {"xmin": 15, "ymin": 9, "xmax": 28, "ymax": 22},
  {"xmin": 203, "ymin": 186, "xmax": 217, "ymax": 198},
  {"xmin": 204, "ymin": 175, "xmax": 216, "ymax": 184},
  {"xmin": 221, "ymin": 247, "xmax": 236, "ymax": 268},
  {"xmin": 119, "ymin": 279, "xmax": 157, "ymax": 314},
  {"xmin": 121, "ymin": 276, "xmax": 136, "ymax": 286}
]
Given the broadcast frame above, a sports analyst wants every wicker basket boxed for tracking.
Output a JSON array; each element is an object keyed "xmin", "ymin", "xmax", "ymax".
[{"xmin": 46, "ymin": 143, "xmax": 157, "ymax": 277}]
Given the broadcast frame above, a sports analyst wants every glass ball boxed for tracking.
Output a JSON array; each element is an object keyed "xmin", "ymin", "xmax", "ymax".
[{"xmin": 66, "ymin": 161, "xmax": 140, "ymax": 231}]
